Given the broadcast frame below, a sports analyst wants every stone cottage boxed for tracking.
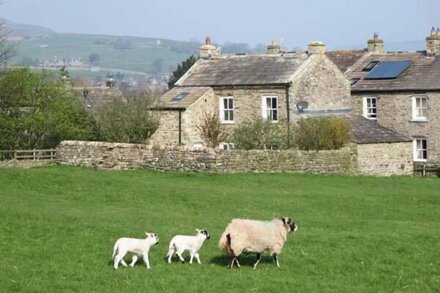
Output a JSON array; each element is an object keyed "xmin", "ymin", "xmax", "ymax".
[
  {"xmin": 150, "ymin": 38, "xmax": 351, "ymax": 147},
  {"xmin": 330, "ymin": 29, "xmax": 440, "ymax": 164}
]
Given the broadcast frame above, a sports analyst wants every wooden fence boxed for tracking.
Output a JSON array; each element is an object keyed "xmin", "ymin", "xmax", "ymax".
[
  {"xmin": 0, "ymin": 149, "xmax": 57, "ymax": 162},
  {"xmin": 413, "ymin": 163, "xmax": 440, "ymax": 177}
]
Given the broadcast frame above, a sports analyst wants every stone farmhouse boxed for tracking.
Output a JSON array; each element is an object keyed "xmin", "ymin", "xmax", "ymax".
[
  {"xmin": 150, "ymin": 38, "xmax": 352, "ymax": 147},
  {"xmin": 148, "ymin": 37, "xmax": 414, "ymax": 175},
  {"xmin": 327, "ymin": 28, "xmax": 440, "ymax": 164}
]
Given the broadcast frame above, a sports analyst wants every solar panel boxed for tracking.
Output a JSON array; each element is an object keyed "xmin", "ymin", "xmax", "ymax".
[
  {"xmin": 172, "ymin": 92, "xmax": 189, "ymax": 101},
  {"xmin": 365, "ymin": 60, "xmax": 412, "ymax": 79}
]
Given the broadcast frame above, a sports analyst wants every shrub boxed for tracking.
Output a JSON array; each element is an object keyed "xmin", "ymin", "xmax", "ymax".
[
  {"xmin": 293, "ymin": 117, "xmax": 351, "ymax": 150},
  {"xmin": 232, "ymin": 118, "xmax": 289, "ymax": 150}
]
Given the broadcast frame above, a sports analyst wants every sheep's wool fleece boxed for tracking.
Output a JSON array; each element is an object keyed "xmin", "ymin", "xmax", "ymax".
[{"xmin": 219, "ymin": 219, "xmax": 288, "ymax": 255}]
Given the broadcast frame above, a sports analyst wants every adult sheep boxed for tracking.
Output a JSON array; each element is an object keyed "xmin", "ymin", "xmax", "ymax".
[{"xmin": 218, "ymin": 217, "xmax": 298, "ymax": 269}]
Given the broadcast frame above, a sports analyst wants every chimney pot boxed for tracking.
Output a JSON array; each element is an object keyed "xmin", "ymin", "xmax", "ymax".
[{"xmin": 205, "ymin": 36, "xmax": 211, "ymax": 45}]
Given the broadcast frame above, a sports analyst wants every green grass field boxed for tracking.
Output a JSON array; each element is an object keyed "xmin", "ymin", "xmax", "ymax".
[{"xmin": 0, "ymin": 166, "xmax": 439, "ymax": 292}]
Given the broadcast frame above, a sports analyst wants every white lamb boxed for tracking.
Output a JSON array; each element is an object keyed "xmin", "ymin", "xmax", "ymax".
[
  {"xmin": 112, "ymin": 232, "xmax": 159, "ymax": 269},
  {"xmin": 167, "ymin": 229, "xmax": 210, "ymax": 264},
  {"xmin": 218, "ymin": 217, "xmax": 298, "ymax": 269}
]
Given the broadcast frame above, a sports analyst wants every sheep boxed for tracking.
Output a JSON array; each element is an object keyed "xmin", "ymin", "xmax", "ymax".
[
  {"xmin": 166, "ymin": 229, "xmax": 210, "ymax": 264},
  {"xmin": 218, "ymin": 217, "xmax": 297, "ymax": 269},
  {"xmin": 112, "ymin": 232, "xmax": 159, "ymax": 269}
]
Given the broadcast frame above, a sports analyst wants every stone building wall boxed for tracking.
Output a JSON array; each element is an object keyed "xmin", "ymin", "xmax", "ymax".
[
  {"xmin": 356, "ymin": 142, "xmax": 413, "ymax": 176},
  {"xmin": 57, "ymin": 140, "xmax": 413, "ymax": 176},
  {"xmin": 352, "ymin": 92, "xmax": 440, "ymax": 162},
  {"xmin": 290, "ymin": 54, "xmax": 351, "ymax": 120},
  {"xmin": 148, "ymin": 111, "xmax": 180, "ymax": 146}
]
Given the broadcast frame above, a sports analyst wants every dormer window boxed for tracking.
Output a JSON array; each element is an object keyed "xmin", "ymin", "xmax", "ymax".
[{"xmin": 362, "ymin": 61, "xmax": 379, "ymax": 71}]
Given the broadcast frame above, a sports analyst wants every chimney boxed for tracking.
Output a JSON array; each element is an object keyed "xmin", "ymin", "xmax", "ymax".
[
  {"xmin": 426, "ymin": 27, "xmax": 440, "ymax": 56},
  {"xmin": 367, "ymin": 33, "xmax": 384, "ymax": 54},
  {"xmin": 266, "ymin": 40, "xmax": 282, "ymax": 54},
  {"xmin": 307, "ymin": 41, "xmax": 326, "ymax": 55},
  {"xmin": 199, "ymin": 36, "xmax": 219, "ymax": 59}
]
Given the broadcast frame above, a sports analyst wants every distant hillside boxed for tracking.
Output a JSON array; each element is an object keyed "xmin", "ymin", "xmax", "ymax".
[
  {"xmin": 4, "ymin": 20, "xmax": 201, "ymax": 84},
  {"xmin": 5, "ymin": 20, "xmax": 55, "ymax": 37}
]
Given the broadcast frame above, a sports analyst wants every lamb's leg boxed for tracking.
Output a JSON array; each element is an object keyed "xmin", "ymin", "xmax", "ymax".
[
  {"xmin": 120, "ymin": 259, "xmax": 128, "ymax": 267},
  {"xmin": 229, "ymin": 256, "xmax": 240, "ymax": 268},
  {"xmin": 273, "ymin": 254, "xmax": 280, "ymax": 268},
  {"xmin": 253, "ymin": 253, "xmax": 261, "ymax": 270},
  {"xmin": 142, "ymin": 253, "xmax": 150, "ymax": 269},
  {"xmin": 176, "ymin": 252, "xmax": 185, "ymax": 263},
  {"xmin": 113, "ymin": 252, "xmax": 125, "ymax": 270},
  {"xmin": 129, "ymin": 255, "xmax": 138, "ymax": 267},
  {"xmin": 195, "ymin": 252, "xmax": 201, "ymax": 264}
]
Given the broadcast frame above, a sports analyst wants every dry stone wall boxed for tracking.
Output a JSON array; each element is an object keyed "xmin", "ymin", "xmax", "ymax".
[{"xmin": 57, "ymin": 141, "xmax": 357, "ymax": 174}]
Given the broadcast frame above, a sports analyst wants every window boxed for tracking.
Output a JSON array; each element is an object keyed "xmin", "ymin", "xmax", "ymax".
[
  {"xmin": 413, "ymin": 139, "xmax": 428, "ymax": 161},
  {"xmin": 350, "ymin": 78, "xmax": 360, "ymax": 85},
  {"xmin": 220, "ymin": 142, "xmax": 235, "ymax": 150},
  {"xmin": 411, "ymin": 95, "xmax": 427, "ymax": 121},
  {"xmin": 219, "ymin": 96, "xmax": 234, "ymax": 123},
  {"xmin": 362, "ymin": 97, "xmax": 377, "ymax": 119},
  {"xmin": 262, "ymin": 96, "xmax": 278, "ymax": 122},
  {"xmin": 362, "ymin": 61, "xmax": 379, "ymax": 71}
]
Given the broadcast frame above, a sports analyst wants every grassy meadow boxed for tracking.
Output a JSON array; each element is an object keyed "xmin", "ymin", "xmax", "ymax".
[{"xmin": 0, "ymin": 166, "xmax": 439, "ymax": 292}]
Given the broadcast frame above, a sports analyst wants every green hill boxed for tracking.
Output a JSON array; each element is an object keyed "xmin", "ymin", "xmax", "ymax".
[{"xmin": 5, "ymin": 21, "xmax": 200, "ymax": 80}]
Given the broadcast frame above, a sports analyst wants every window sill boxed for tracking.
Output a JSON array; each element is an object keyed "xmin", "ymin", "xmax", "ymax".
[
  {"xmin": 409, "ymin": 119, "xmax": 428, "ymax": 123},
  {"xmin": 220, "ymin": 121, "xmax": 235, "ymax": 125},
  {"xmin": 414, "ymin": 159, "xmax": 428, "ymax": 162}
]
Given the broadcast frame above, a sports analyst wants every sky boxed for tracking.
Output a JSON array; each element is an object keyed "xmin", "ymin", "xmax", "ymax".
[{"xmin": 0, "ymin": 0, "xmax": 438, "ymax": 49}]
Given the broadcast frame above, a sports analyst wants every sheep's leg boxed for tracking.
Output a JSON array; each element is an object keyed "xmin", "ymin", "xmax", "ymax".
[
  {"xmin": 195, "ymin": 252, "xmax": 201, "ymax": 264},
  {"xmin": 234, "ymin": 257, "xmax": 240, "ymax": 268},
  {"xmin": 273, "ymin": 254, "xmax": 280, "ymax": 268},
  {"xmin": 189, "ymin": 252, "xmax": 194, "ymax": 264},
  {"xmin": 253, "ymin": 253, "xmax": 261, "ymax": 270},
  {"xmin": 142, "ymin": 253, "xmax": 150, "ymax": 269},
  {"xmin": 129, "ymin": 255, "xmax": 138, "ymax": 267},
  {"xmin": 229, "ymin": 256, "xmax": 240, "ymax": 268}
]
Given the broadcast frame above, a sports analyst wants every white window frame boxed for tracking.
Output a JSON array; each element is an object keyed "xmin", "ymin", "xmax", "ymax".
[
  {"xmin": 362, "ymin": 96, "xmax": 377, "ymax": 120},
  {"xmin": 220, "ymin": 142, "xmax": 235, "ymax": 150},
  {"xmin": 411, "ymin": 95, "xmax": 428, "ymax": 121},
  {"xmin": 219, "ymin": 96, "xmax": 234, "ymax": 124},
  {"xmin": 413, "ymin": 138, "xmax": 428, "ymax": 162},
  {"xmin": 262, "ymin": 95, "xmax": 279, "ymax": 122}
]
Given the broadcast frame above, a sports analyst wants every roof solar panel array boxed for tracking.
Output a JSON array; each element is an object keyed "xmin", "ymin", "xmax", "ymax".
[{"xmin": 365, "ymin": 60, "xmax": 412, "ymax": 79}]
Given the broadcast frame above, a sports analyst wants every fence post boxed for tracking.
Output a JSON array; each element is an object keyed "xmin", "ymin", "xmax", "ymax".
[{"xmin": 422, "ymin": 163, "xmax": 426, "ymax": 176}]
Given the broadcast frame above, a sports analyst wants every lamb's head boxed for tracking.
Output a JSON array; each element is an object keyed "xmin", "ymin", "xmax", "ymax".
[
  {"xmin": 196, "ymin": 229, "xmax": 210, "ymax": 240},
  {"xmin": 145, "ymin": 232, "xmax": 160, "ymax": 245},
  {"xmin": 279, "ymin": 217, "xmax": 298, "ymax": 233}
]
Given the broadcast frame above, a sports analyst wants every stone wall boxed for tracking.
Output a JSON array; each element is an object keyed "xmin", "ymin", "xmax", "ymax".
[
  {"xmin": 352, "ymin": 92, "xmax": 440, "ymax": 163},
  {"xmin": 356, "ymin": 142, "xmax": 413, "ymax": 176},
  {"xmin": 57, "ymin": 140, "xmax": 357, "ymax": 174}
]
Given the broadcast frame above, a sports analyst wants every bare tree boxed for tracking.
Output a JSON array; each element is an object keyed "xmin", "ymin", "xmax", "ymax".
[
  {"xmin": 196, "ymin": 112, "xmax": 228, "ymax": 148},
  {"xmin": 0, "ymin": 18, "xmax": 14, "ymax": 68}
]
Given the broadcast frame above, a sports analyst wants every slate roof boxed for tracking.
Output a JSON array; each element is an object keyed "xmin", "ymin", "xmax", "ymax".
[
  {"xmin": 154, "ymin": 86, "xmax": 212, "ymax": 109},
  {"xmin": 177, "ymin": 54, "xmax": 307, "ymax": 87},
  {"xmin": 350, "ymin": 53, "xmax": 440, "ymax": 92},
  {"xmin": 325, "ymin": 49, "xmax": 367, "ymax": 73},
  {"xmin": 348, "ymin": 115, "xmax": 411, "ymax": 144}
]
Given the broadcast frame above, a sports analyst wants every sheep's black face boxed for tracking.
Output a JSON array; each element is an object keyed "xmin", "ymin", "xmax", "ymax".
[{"xmin": 280, "ymin": 217, "xmax": 298, "ymax": 233}]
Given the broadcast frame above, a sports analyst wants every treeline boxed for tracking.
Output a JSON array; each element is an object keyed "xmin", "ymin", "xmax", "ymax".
[{"xmin": 0, "ymin": 68, "xmax": 161, "ymax": 150}]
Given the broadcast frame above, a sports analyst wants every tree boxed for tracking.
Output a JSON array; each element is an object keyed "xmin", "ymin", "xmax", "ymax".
[
  {"xmin": 0, "ymin": 18, "xmax": 14, "ymax": 68},
  {"xmin": 196, "ymin": 112, "xmax": 227, "ymax": 148},
  {"xmin": 95, "ymin": 89, "xmax": 160, "ymax": 143},
  {"xmin": 167, "ymin": 55, "xmax": 197, "ymax": 89},
  {"xmin": 0, "ymin": 68, "xmax": 97, "ymax": 150},
  {"xmin": 88, "ymin": 53, "xmax": 100, "ymax": 65}
]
